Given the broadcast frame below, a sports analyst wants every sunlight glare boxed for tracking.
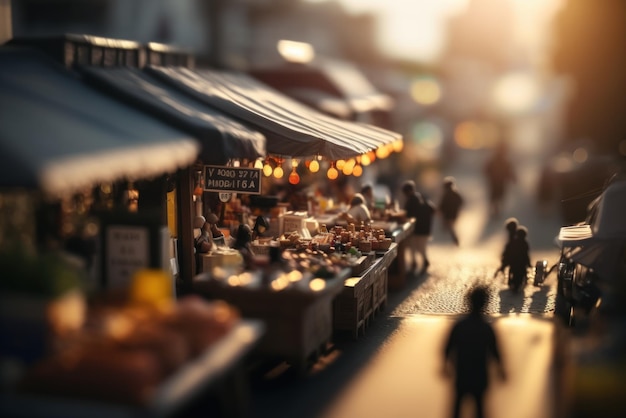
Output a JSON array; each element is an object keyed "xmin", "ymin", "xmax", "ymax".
[{"xmin": 490, "ymin": 72, "xmax": 540, "ymax": 116}]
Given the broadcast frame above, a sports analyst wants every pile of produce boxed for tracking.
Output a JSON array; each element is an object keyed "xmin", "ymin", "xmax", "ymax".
[{"xmin": 16, "ymin": 273, "xmax": 241, "ymax": 406}]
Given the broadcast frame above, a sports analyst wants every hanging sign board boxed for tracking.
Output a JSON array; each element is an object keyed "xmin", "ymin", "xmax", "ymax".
[{"xmin": 203, "ymin": 165, "xmax": 262, "ymax": 195}]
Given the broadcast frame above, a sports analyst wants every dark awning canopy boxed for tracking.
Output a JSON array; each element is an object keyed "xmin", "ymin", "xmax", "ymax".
[
  {"xmin": 0, "ymin": 48, "xmax": 199, "ymax": 198},
  {"xmin": 146, "ymin": 66, "xmax": 401, "ymax": 160},
  {"xmin": 250, "ymin": 58, "xmax": 394, "ymax": 117},
  {"xmin": 78, "ymin": 66, "xmax": 266, "ymax": 165}
]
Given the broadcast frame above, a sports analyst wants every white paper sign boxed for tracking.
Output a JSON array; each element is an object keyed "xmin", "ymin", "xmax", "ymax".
[{"xmin": 106, "ymin": 225, "xmax": 149, "ymax": 288}]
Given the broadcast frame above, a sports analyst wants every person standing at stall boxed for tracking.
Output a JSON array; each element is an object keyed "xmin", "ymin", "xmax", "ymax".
[
  {"xmin": 443, "ymin": 286, "xmax": 506, "ymax": 418},
  {"xmin": 360, "ymin": 183, "xmax": 375, "ymax": 212},
  {"xmin": 438, "ymin": 176, "xmax": 464, "ymax": 246},
  {"xmin": 402, "ymin": 180, "xmax": 436, "ymax": 275},
  {"xmin": 341, "ymin": 193, "xmax": 372, "ymax": 226}
]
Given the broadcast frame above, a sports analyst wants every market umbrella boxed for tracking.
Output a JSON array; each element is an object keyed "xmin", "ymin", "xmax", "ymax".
[
  {"xmin": 145, "ymin": 66, "xmax": 401, "ymax": 160},
  {"xmin": 0, "ymin": 47, "xmax": 200, "ymax": 198},
  {"xmin": 78, "ymin": 66, "xmax": 266, "ymax": 165}
]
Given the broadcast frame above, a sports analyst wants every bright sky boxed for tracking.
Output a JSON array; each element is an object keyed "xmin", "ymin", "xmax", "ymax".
[{"xmin": 307, "ymin": 0, "xmax": 563, "ymax": 63}]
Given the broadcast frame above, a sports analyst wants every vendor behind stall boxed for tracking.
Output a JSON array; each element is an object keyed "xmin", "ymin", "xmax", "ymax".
[
  {"xmin": 194, "ymin": 216, "xmax": 213, "ymax": 254},
  {"xmin": 206, "ymin": 213, "xmax": 225, "ymax": 248},
  {"xmin": 360, "ymin": 183, "xmax": 375, "ymax": 211},
  {"xmin": 341, "ymin": 193, "xmax": 372, "ymax": 226}
]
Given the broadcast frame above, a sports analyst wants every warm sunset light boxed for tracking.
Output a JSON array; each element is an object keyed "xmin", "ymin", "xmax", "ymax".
[{"xmin": 490, "ymin": 72, "xmax": 540, "ymax": 115}]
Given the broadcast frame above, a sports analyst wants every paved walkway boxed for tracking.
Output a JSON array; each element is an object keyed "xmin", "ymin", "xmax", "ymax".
[{"xmin": 319, "ymin": 315, "xmax": 557, "ymax": 418}]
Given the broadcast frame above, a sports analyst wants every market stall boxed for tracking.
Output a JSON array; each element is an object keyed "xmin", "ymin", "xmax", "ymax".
[
  {"xmin": 75, "ymin": 63, "xmax": 267, "ymax": 287},
  {"xmin": 0, "ymin": 46, "xmax": 265, "ymax": 416}
]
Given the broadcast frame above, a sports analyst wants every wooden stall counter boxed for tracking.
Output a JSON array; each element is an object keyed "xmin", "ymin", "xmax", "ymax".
[
  {"xmin": 193, "ymin": 268, "xmax": 350, "ymax": 374},
  {"xmin": 387, "ymin": 219, "xmax": 415, "ymax": 290},
  {"xmin": 333, "ymin": 243, "xmax": 398, "ymax": 339},
  {"xmin": 0, "ymin": 320, "xmax": 264, "ymax": 418}
]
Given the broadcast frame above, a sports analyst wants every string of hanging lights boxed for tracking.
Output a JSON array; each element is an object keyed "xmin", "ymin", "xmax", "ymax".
[{"xmin": 245, "ymin": 138, "xmax": 403, "ymax": 184}]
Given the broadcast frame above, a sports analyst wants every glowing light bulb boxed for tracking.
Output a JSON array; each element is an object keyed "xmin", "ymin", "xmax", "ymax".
[
  {"xmin": 263, "ymin": 163, "xmax": 273, "ymax": 177},
  {"xmin": 353, "ymin": 164, "xmax": 363, "ymax": 177},
  {"xmin": 254, "ymin": 159, "xmax": 264, "ymax": 169},
  {"xmin": 309, "ymin": 160, "xmax": 320, "ymax": 173},
  {"xmin": 392, "ymin": 139, "xmax": 404, "ymax": 152},
  {"xmin": 327, "ymin": 166, "xmax": 338, "ymax": 180},
  {"xmin": 376, "ymin": 146, "xmax": 390, "ymax": 159},
  {"xmin": 361, "ymin": 154, "xmax": 371, "ymax": 166},
  {"xmin": 291, "ymin": 158, "xmax": 299, "ymax": 168},
  {"xmin": 273, "ymin": 166, "xmax": 284, "ymax": 178},
  {"xmin": 288, "ymin": 169, "xmax": 300, "ymax": 185},
  {"xmin": 336, "ymin": 159, "xmax": 346, "ymax": 170}
]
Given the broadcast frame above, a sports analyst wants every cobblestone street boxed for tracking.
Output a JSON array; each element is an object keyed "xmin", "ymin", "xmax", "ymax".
[{"xmin": 392, "ymin": 148, "xmax": 564, "ymax": 317}]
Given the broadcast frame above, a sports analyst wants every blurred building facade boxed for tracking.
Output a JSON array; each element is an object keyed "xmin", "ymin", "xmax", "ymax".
[
  {"xmin": 551, "ymin": 0, "xmax": 626, "ymax": 156},
  {"xmin": 9, "ymin": 0, "xmax": 386, "ymax": 69}
]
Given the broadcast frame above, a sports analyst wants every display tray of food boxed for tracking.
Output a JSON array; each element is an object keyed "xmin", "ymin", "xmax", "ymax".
[
  {"xmin": 0, "ymin": 295, "xmax": 264, "ymax": 418},
  {"xmin": 369, "ymin": 220, "xmax": 398, "ymax": 235},
  {"xmin": 277, "ymin": 224, "xmax": 393, "ymax": 255}
]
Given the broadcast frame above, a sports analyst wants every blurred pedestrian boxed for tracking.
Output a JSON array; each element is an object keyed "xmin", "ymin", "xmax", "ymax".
[
  {"xmin": 508, "ymin": 226, "xmax": 531, "ymax": 290},
  {"xmin": 402, "ymin": 180, "xmax": 436, "ymax": 275},
  {"xmin": 443, "ymin": 286, "xmax": 506, "ymax": 418},
  {"xmin": 483, "ymin": 141, "xmax": 516, "ymax": 217},
  {"xmin": 494, "ymin": 217, "xmax": 519, "ymax": 278},
  {"xmin": 438, "ymin": 176, "xmax": 464, "ymax": 246}
]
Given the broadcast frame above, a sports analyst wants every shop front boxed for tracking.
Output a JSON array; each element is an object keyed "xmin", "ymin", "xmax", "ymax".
[
  {"xmin": 0, "ymin": 46, "xmax": 264, "ymax": 417},
  {"xmin": 3, "ymin": 35, "xmax": 412, "ymax": 384}
]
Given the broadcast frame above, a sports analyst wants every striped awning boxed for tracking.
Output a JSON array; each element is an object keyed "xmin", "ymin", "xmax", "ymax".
[
  {"xmin": 0, "ymin": 48, "xmax": 199, "ymax": 198},
  {"xmin": 78, "ymin": 66, "xmax": 266, "ymax": 165},
  {"xmin": 146, "ymin": 66, "xmax": 401, "ymax": 160}
]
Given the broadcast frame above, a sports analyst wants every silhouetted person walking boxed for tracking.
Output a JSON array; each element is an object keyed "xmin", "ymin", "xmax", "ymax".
[
  {"xmin": 483, "ymin": 141, "xmax": 516, "ymax": 217},
  {"xmin": 438, "ymin": 176, "xmax": 464, "ymax": 246},
  {"xmin": 443, "ymin": 286, "xmax": 506, "ymax": 418}
]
